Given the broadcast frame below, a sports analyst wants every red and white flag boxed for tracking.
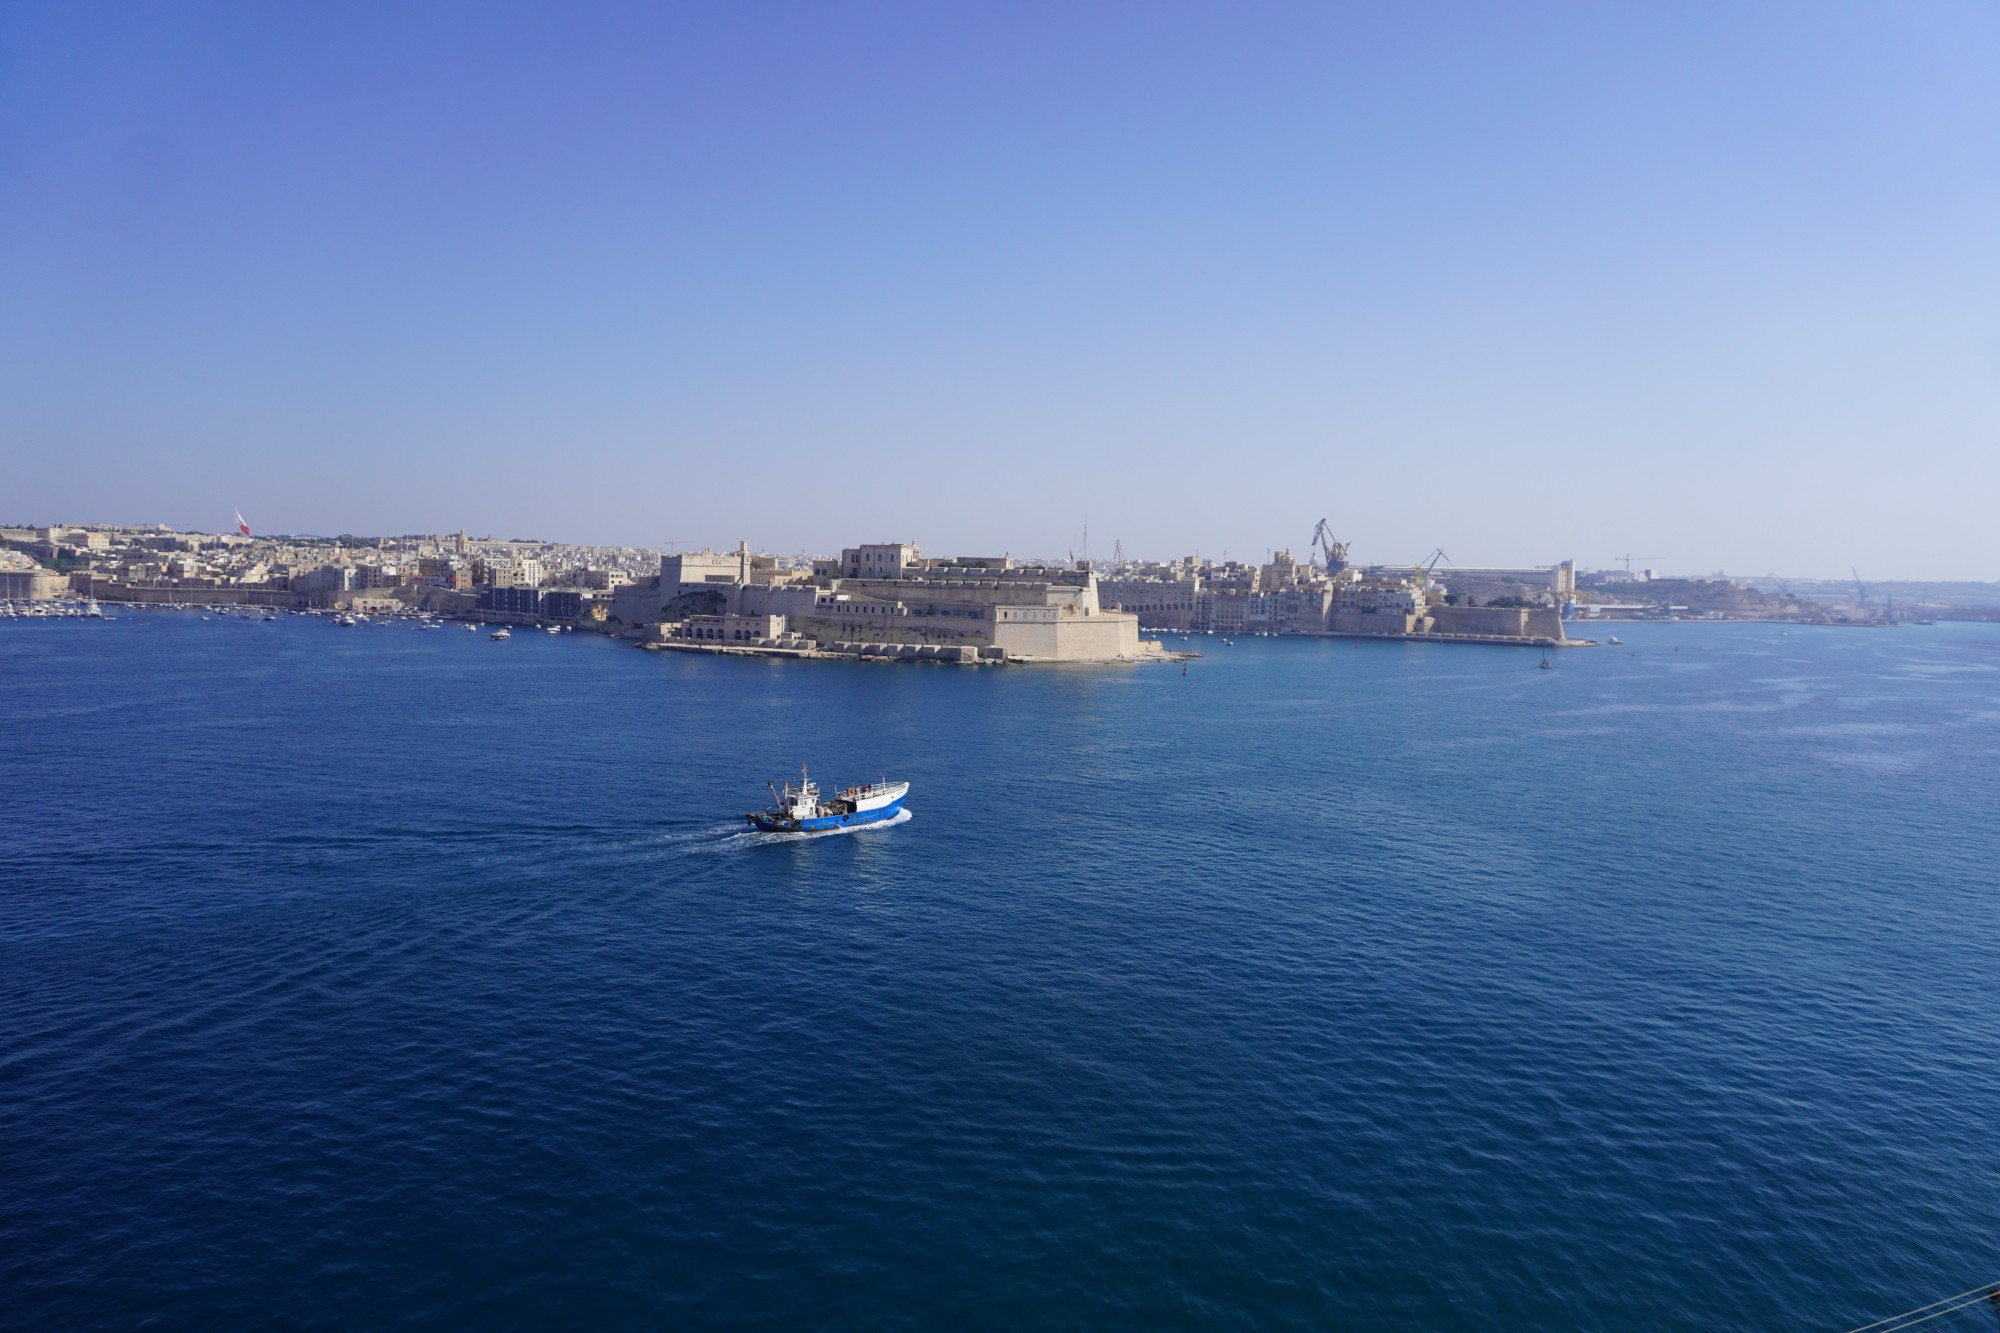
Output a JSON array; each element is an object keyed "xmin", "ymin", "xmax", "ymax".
[{"xmin": 235, "ymin": 509, "xmax": 251, "ymax": 537}]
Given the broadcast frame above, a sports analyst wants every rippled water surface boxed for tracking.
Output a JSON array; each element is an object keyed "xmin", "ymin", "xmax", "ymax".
[{"xmin": 4, "ymin": 615, "xmax": 1998, "ymax": 1329}]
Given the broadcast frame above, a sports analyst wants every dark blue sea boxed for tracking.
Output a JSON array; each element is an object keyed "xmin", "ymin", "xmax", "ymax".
[{"xmin": 4, "ymin": 613, "xmax": 1998, "ymax": 1330}]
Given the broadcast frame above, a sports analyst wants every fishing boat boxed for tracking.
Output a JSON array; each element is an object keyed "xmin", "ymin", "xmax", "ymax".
[
  {"xmin": 489, "ymin": 627, "xmax": 511, "ymax": 640},
  {"xmin": 747, "ymin": 765, "xmax": 908, "ymax": 833},
  {"xmin": 1607, "ymin": 636, "xmax": 1622, "ymax": 645}
]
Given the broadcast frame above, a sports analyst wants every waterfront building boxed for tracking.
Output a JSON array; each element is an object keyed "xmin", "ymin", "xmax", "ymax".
[
  {"xmin": 1268, "ymin": 586, "xmax": 1334, "ymax": 630},
  {"xmin": 1327, "ymin": 579, "xmax": 1429, "ymax": 635},
  {"xmin": 1200, "ymin": 589, "xmax": 1249, "ymax": 633},
  {"xmin": 0, "ymin": 566, "xmax": 69, "ymax": 600},
  {"xmin": 479, "ymin": 586, "xmax": 544, "ymax": 616},
  {"xmin": 540, "ymin": 589, "xmax": 588, "ymax": 621},
  {"xmin": 672, "ymin": 612, "xmax": 789, "ymax": 644},
  {"xmin": 1097, "ymin": 574, "xmax": 1201, "ymax": 631}
]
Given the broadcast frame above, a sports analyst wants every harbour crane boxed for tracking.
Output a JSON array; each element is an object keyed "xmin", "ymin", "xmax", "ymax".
[
  {"xmin": 1615, "ymin": 553, "xmax": 1663, "ymax": 575},
  {"xmin": 1310, "ymin": 518, "xmax": 1350, "ymax": 572},
  {"xmin": 1852, "ymin": 567, "xmax": 1868, "ymax": 610},
  {"xmin": 1409, "ymin": 547, "xmax": 1450, "ymax": 588}
]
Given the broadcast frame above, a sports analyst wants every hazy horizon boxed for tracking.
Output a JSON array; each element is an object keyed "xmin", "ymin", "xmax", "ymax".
[{"xmin": 4, "ymin": 3, "xmax": 1995, "ymax": 580}]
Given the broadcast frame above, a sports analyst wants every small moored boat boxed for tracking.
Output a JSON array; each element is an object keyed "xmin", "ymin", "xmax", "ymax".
[{"xmin": 748, "ymin": 765, "xmax": 908, "ymax": 833}]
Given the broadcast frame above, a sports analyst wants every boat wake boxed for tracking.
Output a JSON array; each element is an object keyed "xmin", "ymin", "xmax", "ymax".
[{"xmin": 649, "ymin": 822, "xmax": 755, "ymax": 852}]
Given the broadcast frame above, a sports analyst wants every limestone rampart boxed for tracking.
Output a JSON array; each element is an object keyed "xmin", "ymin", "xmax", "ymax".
[
  {"xmin": 1427, "ymin": 605, "xmax": 1533, "ymax": 638},
  {"xmin": 991, "ymin": 609, "xmax": 1141, "ymax": 661},
  {"xmin": 1326, "ymin": 610, "xmax": 1422, "ymax": 636}
]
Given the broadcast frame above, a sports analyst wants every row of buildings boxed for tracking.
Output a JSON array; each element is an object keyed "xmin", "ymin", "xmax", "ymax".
[
  {"xmin": 602, "ymin": 540, "xmax": 1577, "ymax": 656},
  {"xmin": 5, "ymin": 521, "xmax": 1581, "ymax": 656},
  {"xmin": 1094, "ymin": 551, "xmax": 1575, "ymax": 643},
  {"xmin": 1, "ymin": 524, "xmax": 659, "ymax": 612}
]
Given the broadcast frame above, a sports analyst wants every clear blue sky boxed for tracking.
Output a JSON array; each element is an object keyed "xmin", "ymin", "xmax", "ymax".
[{"xmin": 3, "ymin": 2, "xmax": 1994, "ymax": 577}]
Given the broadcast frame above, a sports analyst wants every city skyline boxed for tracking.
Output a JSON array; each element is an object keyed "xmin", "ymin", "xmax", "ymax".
[
  {"xmin": 3, "ymin": 3, "xmax": 1996, "ymax": 579},
  {"xmin": 10, "ymin": 516, "xmax": 1958, "ymax": 599},
  {"xmin": 0, "ymin": 513, "xmax": 1808, "ymax": 579},
  {"xmin": 0, "ymin": 504, "xmax": 1987, "ymax": 584}
]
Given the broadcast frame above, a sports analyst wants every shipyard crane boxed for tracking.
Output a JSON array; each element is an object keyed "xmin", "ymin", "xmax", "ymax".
[
  {"xmin": 1310, "ymin": 518, "xmax": 1351, "ymax": 572},
  {"xmin": 1852, "ymin": 567, "xmax": 1868, "ymax": 610},
  {"xmin": 1614, "ymin": 553, "xmax": 1663, "ymax": 575},
  {"xmin": 1414, "ymin": 548, "xmax": 1450, "ymax": 589},
  {"xmin": 1382, "ymin": 548, "xmax": 1450, "ymax": 588}
]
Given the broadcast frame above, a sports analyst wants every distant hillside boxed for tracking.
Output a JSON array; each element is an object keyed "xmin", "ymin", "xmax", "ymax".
[
  {"xmin": 1749, "ymin": 579, "xmax": 2000, "ymax": 611},
  {"xmin": 1577, "ymin": 577, "xmax": 1805, "ymax": 617}
]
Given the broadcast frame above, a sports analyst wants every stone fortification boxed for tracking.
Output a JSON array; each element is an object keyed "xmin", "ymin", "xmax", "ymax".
[
  {"xmin": 787, "ymin": 569, "xmax": 1146, "ymax": 661},
  {"xmin": 1326, "ymin": 609, "xmax": 1429, "ymax": 636},
  {"xmin": 1417, "ymin": 604, "xmax": 1570, "ymax": 644},
  {"xmin": 608, "ymin": 576, "xmax": 664, "ymax": 628},
  {"xmin": 624, "ymin": 539, "xmax": 1159, "ymax": 663},
  {"xmin": 989, "ymin": 603, "xmax": 1141, "ymax": 661},
  {"xmin": 5, "ymin": 567, "xmax": 82, "ymax": 599}
]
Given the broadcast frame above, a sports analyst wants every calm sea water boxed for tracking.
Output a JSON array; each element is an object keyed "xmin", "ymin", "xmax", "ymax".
[{"xmin": 3, "ymin": 613, "xmax": 1998, "ymax": 1329}]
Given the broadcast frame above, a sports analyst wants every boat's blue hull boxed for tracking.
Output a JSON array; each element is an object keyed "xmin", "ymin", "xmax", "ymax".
[{"xmin": 749, "ymin": 794, "xmax": 906, "ymax": 834}]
